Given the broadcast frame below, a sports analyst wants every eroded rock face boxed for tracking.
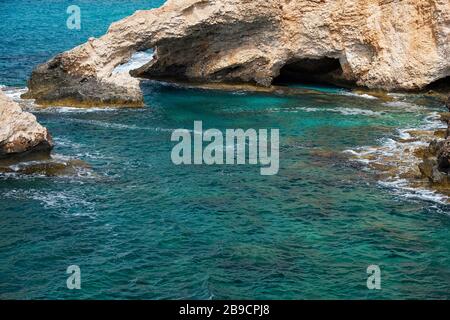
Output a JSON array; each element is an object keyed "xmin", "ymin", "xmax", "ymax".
[
  {"xmin": 0, "ymin": 91, "xmax": 53, "ymax": 158},
  {"xmin": 419, "ymin": 121, "xmax": 450, "ymax": 186},
  {"xmin": 24, "ymin": 0, "xmax": 450, "ymax": 107},
  {"xmin": 437, "ymin": 139, "xmax": 450, "ymax": 169}
]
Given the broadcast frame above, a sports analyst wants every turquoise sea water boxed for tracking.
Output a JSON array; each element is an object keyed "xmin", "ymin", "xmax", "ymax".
[{"xmin": 1, "ymin": 1, "xmax": 449, "ymax": 299}]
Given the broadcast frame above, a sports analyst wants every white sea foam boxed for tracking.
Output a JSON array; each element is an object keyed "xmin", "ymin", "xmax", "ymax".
[
  {"xmin": 67, "ymin": 118, "xmax": 142, "ymax": 130},
  {"xmin": 66, "ymin": 118, "xmax": 176, "ymax": 132},
  {"xmin": 391, "ymin": 113, "xmax": 445, "ymax": 142},
  {"xmin": 345, "ymin": 110, "xmax": 449, "ymax": 204},
  {"xmin": 382, "ymin": 101, "xmax": 425, "ymax": 112},
  {"xmin": 345, "ymin": 135, "xmax": 428, "ymax": 172},
  {"xmin": 112, "ymin": 50, "xmax": 154, "ymax": 75},
  {"xmin": 333, "ymin": 107, "xmax": 384, "ymax": 116},
  {"xmin": 1, "ymin": 86, "xmax": 38, "ymax": 112},
  {"xmin": 36, "ymin": 106, "xmax": 119, "ymax": 113},
  {"xmin": 231, "ymin": 91, "xmax": 247, "ymax": 96},
  {"xmin": 344, "ymin": 110, "xmax": 443, "ymax": 169},
  {"xmin": 378, "ymin": 179, "xmax": 449, "ymax": 204},
  {"xmin": 297, "ymin": 107, "xmax": 320, "ymax": 113},
  {"xmin": 53, "ymin": 137, "xmax": 84, "ymax": 149},
  {"xmin": 397, "ymin": 128, "xmax": 413, "ymax": 140},
  {"xmin": 266, "ymin": 106, "xmax": 384, "ymax": 116},
  {"xmin": 339, "ymin": 91, "xmax": 378, "ymax": 100},
  {"xmin": 421, "ymin": 112, "xmax": 446, "ymax": 130},
  {"xmin": 1, "ymin": 86, "xmax": 28, "ymax": 101},
  {"xmin": 387, "ymin": 92, "xmax": 409, "ymax": 98},
  {"xmin": 2, "ymin": 189, "xmax": 96, "ymax": 215}
]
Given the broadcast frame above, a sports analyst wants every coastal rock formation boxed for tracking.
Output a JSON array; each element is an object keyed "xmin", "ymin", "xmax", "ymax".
[
  {"xmin": 419, "ymin": 102, "xmax": 450, "ymax": 187},
  {"xmin": 419, "ymin": 140, "xmax": 450, "ymax": 186},
  {"xmin": 24, "ymin": 0, "xmax": 450, "ymax": 107},
  {"xmin": 437, "ymin": 139, "xmax": 450, "ymax": 170},
  {"xmin": 0, "ymin": 91, "xmax": 53, "ymax": 158}
]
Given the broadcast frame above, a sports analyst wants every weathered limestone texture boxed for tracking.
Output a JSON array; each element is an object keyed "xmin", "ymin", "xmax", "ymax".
[
  {"xmin": 24, "ymin": 0, "xmax": 450, "ymax": 107},
  {"xmin": 0, "ymin": 91, "xmax": 53, "ymax": 157}
]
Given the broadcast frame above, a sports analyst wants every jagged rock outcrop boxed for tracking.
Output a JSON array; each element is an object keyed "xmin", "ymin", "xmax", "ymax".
[
  {"xmin": 419, "ymin": 98, "xmax": 450, "ymax": 186},
  {"xmin": 24, "ymin": 0, "xmax": 450, "ymax": 107},
  {"xmin": 0, "ymin": 91, "xmax": 53, "ymax": 158},
  {"xmin": 419, "ymin": 140, "xmax": 449, "ymax": 185}
]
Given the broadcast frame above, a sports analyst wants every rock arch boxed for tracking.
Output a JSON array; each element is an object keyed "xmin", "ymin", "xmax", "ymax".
[{"xmin": 23, "ymin": 0, "xmax": 450, "ymax": 107}]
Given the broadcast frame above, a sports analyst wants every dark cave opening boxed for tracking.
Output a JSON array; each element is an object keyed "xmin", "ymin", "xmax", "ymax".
[
  {"xmin": 273, "ymin": 57, "xmax": 351, "ymax": 87},
  {"xmin": 425, "ymin": 76, "xmax": 450, "ymax": 93}
]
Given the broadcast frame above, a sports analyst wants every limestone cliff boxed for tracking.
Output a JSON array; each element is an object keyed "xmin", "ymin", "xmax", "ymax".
[
  {"xmin": 24, "ymin": 0, "xmax": 450, "ymax": 107},
  {"xmin": 0, "ymin": 91, "xmax": 53, "ymax": 158}
]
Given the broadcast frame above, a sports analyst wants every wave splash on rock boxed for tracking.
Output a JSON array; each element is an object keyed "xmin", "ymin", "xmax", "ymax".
[{"xmin": 345, "ymin": 109, "xmax": 450, "ymax": 204}]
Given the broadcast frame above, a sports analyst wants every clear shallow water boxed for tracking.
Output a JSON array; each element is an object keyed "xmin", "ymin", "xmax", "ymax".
[{"xmin": 1, "ymin": 1, "xmax": 450, "ymax": 299}]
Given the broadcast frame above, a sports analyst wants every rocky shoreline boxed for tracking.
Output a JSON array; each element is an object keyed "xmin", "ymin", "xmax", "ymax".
[
  {"xmin": 0, "ymin": 91, "xmax": 53, "ymax": 159},
  {"xmin": 4, "ymin": 0, "xmax": 450, "ymax": 194},
  {"xmin": 418, "ymin": 97, "xmax": 450, "ymax": 188}
]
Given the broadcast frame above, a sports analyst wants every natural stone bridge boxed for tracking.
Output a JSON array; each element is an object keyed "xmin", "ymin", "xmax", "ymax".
[{"xmin": 24, "ymin": 0, "xmax": 450, "ymax": 107}]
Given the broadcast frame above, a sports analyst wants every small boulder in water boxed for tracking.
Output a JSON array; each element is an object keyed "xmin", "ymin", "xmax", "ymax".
[{"xmin": 0, "ymin": 90, "xmax": 53, "ymax": 158}]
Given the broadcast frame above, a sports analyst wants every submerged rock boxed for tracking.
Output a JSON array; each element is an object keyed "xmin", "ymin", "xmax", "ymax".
[
  {"xmin": 0, "ymin": 91, "xmax": 53, "ymax": 158},
  {"xmin": 0, "ymin": 153, "xmax": 91, "ymax": 177},
  {"xmin": 24, "ymin": 0, "xmax": 450, "ymax": 107}
]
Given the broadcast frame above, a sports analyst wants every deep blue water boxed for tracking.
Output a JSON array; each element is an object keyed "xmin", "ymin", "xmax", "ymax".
[{"xmin": 1, "ymin": 0, "xmax": 449, "ymax": 299}]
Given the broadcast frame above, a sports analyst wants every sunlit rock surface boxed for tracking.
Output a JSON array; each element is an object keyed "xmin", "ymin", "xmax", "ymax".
[
  {"xmin": 24, "ymin": 0, "xmax": 450, "ymax": 107},
  {"xmin": 0, "ymin": 91, "xmax": 53, "ymax": 158}
]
